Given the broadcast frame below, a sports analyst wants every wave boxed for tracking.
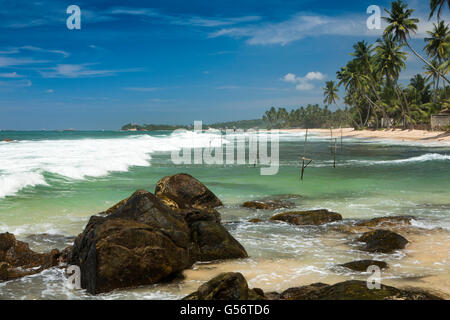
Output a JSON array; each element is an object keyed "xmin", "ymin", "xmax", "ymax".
[
  {"xmin": 0, "ymin": 131, "xmax": 224, "ymax": 198},
  {"xmin": 347, "ymin": 153, "xmax": 450, "ymax": 166}
]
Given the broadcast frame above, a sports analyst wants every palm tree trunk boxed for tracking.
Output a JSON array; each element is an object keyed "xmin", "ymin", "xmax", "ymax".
[{"xmin": 405, "ymin": 41, "xmax": 450, "ymax": 85}]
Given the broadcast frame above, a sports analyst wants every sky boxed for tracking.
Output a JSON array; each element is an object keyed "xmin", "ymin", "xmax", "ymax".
[{"xmin": 0, "ymin": 0, "xmax": 447, "ymax": 130}]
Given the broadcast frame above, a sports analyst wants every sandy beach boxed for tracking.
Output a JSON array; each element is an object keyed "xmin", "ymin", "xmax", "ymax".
[{"xmin": 281, "ymin": 128, "xmax": 450, "ymax": 143}]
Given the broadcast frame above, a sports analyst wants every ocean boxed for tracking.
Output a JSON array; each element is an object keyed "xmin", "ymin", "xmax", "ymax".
[{"xmin": 0, "ymin": 130, "xmax": 449, "ymax": 299}]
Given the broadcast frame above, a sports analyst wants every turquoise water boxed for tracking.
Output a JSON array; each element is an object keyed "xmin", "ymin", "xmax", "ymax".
[{"xmin": 0, "ymin": 130, "xmax": 449, "ymax": 299}]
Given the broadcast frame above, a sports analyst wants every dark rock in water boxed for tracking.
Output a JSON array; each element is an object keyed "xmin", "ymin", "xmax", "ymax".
[
  {"xmin": 270, "ymin": 209, "xmax": 342, "ymax": 225},
  {"xmin": 71, "ymin": 186, "xmax": 246, "ymax": 294},
  {"xmin": 357, "ymin": 229, "xmax": 408, "ymax": 253},
  {"xmin": 242, "ymin": 200, "xmax": 294, "ymax": 210},
  {"xmin": 248, "ymin": 218, "xmax": 264, "ymax": 223},
  {"xmin": 278, "ymin": 280, "xmax": 442, "ymax": 300},
  {"xmin": 2, "ymin": 138, "xmax": 13, "ymax": 142},
  {"xmin": 183, "ymin": 272, "xmax": 264, "ymax": 300},
  {"xmin": 155, "ymin": 173, "xmax": 222, "ymax": 210},
  {"xmin": 0, "ymin": 232, "xmax": 63, "ymax": 281},
  {"xmin": 339, "ymin": 260, "xmax": 388, "ymax": 272},
  {"xmin": 356, "ymin": 216, "xmax": 413, "ymax": 228},
  {"xmin": 280, "ymin": 283, "xmax": 329, "ymax": 300},
  {"xmin": 189, "ymin": 219, "xmax": 248, "ymax": 262}
]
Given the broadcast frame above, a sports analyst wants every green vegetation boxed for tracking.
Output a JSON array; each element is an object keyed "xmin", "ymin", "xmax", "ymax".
[
  {"xmin": 325, "ymin": 0, "xmax": 449, "ymax": 129},
  {"xmin": 262, "ymin": 105, "xmax": 350, "ymax": 129},
  {"xmin": 121, "ymin": 119, "xmax": 267, "ymax": 131},
  {"xmin": 121, "ymin": 123, "xmax": 189, "ymax": 131}
]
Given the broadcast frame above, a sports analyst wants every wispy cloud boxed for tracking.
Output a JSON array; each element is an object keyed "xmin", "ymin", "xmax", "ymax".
[
  {"xmin": 0, "ymin": 79, "xmax": 32, "ymax": 87},
  {"xmin": 107, "ymin": 7, "xmax": 261, "ymax": 28},
  {"xmin": 39, "ymin": 64, "xmax": 139, "ymax": 78},
  {"xmin": 124, "ymin": 87, "xmax": 164, "ymax": 92},
  {"xmin": 0, "ymin": 72, "xmax": 24, "ymax": 78},
  {"xmin": 0, "ymin": 57, "xmax": 47, "ymax": 67},
  {"xmin": 19, "ymin": 46, "xmax": 70, "ymax": 58},
  {"xmin": 282, "ymin": 72, "xmax": 326, "ymax": 91}
]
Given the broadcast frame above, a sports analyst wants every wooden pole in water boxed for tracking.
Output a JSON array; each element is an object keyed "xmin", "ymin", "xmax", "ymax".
[
  {"xmin": 333, "ymin": 138, "xmax": 337, "ymax": 168},
  {"xmin": 340, "ymin": 126, "xmax": 343, "ymax": 150},
  {"xmin": 301, "ymin": 128, "xmax": 312, "ymax": 181}
]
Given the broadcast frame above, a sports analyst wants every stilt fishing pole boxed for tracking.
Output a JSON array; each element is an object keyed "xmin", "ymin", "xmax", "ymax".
[{"xmin": 301, "ymin": 128, "xmax": 312, "ymax": 181}]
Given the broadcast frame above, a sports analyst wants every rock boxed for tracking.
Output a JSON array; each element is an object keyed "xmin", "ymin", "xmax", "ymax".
[
  {"xmin": 270, "ymin": 209, "xmax": 342, "ymax": 225},
  {"xmin": 2, "ymin": 138, "xmax": 13, "ymax": 142},
  {"xmin": 248, "ymin": 218, "xmax": 264, "ymax": 223},
  {"xmin": 155, "ymin": 173, "xmax": 222, "ymax": 209},
  {"xmin": 339, "ymin": 260, "xmax": 388, "ymax": 272},
  {"xmin": 279, "ymin": 283, "xmax": 329, "ymax": 300},
  {"xmin": 189, "ymin": 219, "xmax": 248, "ymax": 262},
  {"xmin": 357, "ymin": 229, "xmax": 408, "ymax": 253},
  {"xmin": 183, "ymin": 272, "xmax": 264, "ymax": 300},
  {"xmin": 278, "ymin": 280, "xmax": 442, "ymax": 300},
  {"xmin": 356, "ymin": 216, "xmax": 413, "ymax": 228},
  {"xmin": 71, "ymin": 188, "xmax": 246, "ymax": 294},
  {"xmin": 0, "ymin": 232, "xmax": 62, "ymax": 281},
  {"xmin": 242, "ymin": 200, "xmax": 293, "ymax": 210}
]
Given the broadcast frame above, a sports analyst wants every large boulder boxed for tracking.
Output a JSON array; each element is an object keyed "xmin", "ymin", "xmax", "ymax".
[
  {"xmin": 278, "ymin": 280, "xmax": 442, "ymax": 300},
  {"xmin": 183, "ymin": 272, "xmax": 264, "ymax": 300},
  {"xmin": 155, "ymin": 173, "xmax": 222, "ymax": 210},
  {"xmin": 357, "ymin": 229, "xmax": 408, "ymax": 253},
  {"xmin": 0, "ymin": 232, "xmax": 62, "ymax": 281},
  {"xmin": 71, "ymin": 188, "xmax": 247, "ymax": 294},
  {"xmin": 339, "ymin": 260, "xmax": 388, "ymax": 272},
  {"xmin": 270, "ymin": 209, "xmax": 342, "ymax": 225}
]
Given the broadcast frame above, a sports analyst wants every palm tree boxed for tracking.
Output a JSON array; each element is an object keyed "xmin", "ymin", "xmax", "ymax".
[
  {"xmin": 429, "ymin": 0, "xmax": 450, "ymax": 20},
  {"xmin": 425, "ymin": 60, "xmax": 443, "ymax": 102},
  {"xmin": 425, "ymin": 21, "xmax": 449, "ymax": 96},
  {"xmin": 384, "ymin": 0, "xmax": 450, "ymax": 84},
  {"xmin": 323, "ymin": 81, "xmax": 340, "ymax": 105},
  {"xmin": 374, "ymin": 34, "xmax": 411, "ymax": 127}
]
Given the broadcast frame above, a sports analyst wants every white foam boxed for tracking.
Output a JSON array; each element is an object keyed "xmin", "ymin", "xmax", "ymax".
[
  {"xmin": 348, "ymin": 153, "xmax": 450, "ymax": 166},
  {"xmin": 0, "ymin": 131, "xmax": 225, "ymax": 198}
]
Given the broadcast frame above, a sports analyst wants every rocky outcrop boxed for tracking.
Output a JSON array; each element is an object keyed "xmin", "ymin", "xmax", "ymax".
[
  {"xmin": 357, "ymin": 229, "xmax": 408, "ymax": 253},
  {"xmin": 183, "ymin": 272, "xmax": 264, "ymax": 300},
  {"xmin": 71, "ymin": 187, "xmax": 247, "ymax": 294},
  {"xmin": 248, "ymin": 218, "xmax": 264, "ymax": 223},
  {"xmin": 155, "ymin": 173, "xmax": 223, "ymax": 210},
  {"xmin": 0, "ymin": 232, "xmax": 63, "ymax": 281},
  {"xmin": 277, "ymin": 280, "xmax": 442, "ymax": 300},
  {"xmin": 184, "ymin": 274, "xmax": 442, "ymax": 300},
  {"xmin": 2, "ymin": 138, "xmax": 13, "ymax": 142},
  {"xmin": 242, "ymin": 200, "xmax": 294, "ymax": 210},
  {"xmin": 270, "ymin": 209, "xmax": 342, "ymax": 225},
  {"xmin": 339, "ymin": 260, "xmax": 388, "ymax": 272},
  {"xmin": 356, "ymin": 216, "xmax": 413, "ymax": 228}
]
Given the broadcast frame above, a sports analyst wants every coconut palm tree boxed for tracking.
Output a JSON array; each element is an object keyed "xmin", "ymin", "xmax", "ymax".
[
  {"xmin": 323, "ymin": 81, "xmax": 340, "ymax": 106},
  {"xmin": 425, "ymin": 60, "xmax": 443, "ymax": 102},
  {"xmin": 429, "ymin": 0, "xmax": 450, "ymax": 20},
  {"xmin": 425, "ymin": 21, "xmax": 449, "ymax": 96},
  {"xmin": 384, "ymin": 0, "xmax": 450, "ymax": 84},
  {"xmin": 374, "ymin": 34, "xmax": 412, "ymax": 127}
]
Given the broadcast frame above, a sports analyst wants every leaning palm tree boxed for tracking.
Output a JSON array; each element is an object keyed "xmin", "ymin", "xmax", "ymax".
[
  {"xmin": 384, "ymin": 0, "xmax": 450, "ymax": 84},
  {"xmin": 425, "ymin": 60, "xmax": 444, "ymax": 102},
  {"xmin": 429, "ymin": 0, "xmax": 450, "ymax": 20},
  {"xmin": 425, "ymin": 21, "xmax": 450, "ymax": 94}
]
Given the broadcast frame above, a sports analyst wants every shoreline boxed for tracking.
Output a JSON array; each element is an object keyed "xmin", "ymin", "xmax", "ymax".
[{"xmin": 281, "ymin": 128, "xmax": 450, "ymax": 143}]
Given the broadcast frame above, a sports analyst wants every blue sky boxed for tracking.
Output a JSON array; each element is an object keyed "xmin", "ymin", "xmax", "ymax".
[{"xmin": 0, "ymin": 0, "xmax": 445, "ymax": 130}]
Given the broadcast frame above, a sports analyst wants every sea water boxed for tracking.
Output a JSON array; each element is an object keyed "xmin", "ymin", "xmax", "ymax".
[{"xmin": 0, "ymin": 130, "xmax": 449, "ymax": 299}]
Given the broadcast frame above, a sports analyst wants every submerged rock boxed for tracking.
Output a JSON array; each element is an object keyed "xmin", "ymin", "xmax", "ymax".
[
  {"xmin": 357, "ymin": 229, "xmax": 408, "ymax": 253},
  {"xmin": 0, "ymin": 232, "xmax": 63, "ymax": 281},
  {"xmin": 242, "ymin": 200, "xmax": 294, "ymax": 210},
  {"xmin": 279, "ymin": 283, "xmax": 329, "ymax": 300},
  {"xmin": 2, "ymin": 138, "xmax": 13, "ymax": 142},
  {"xmin": 356, "ymin": 216, "xmax": 413, "ymax": 228},
  {"xmin": 339, "ymin": 260, "xmax": 389, "ymax": 272},
  {"xmin": 155, "ymin": 173, "xmax": 223, "ymax": 210},
  {"xmin": 270, "ymin": 209, "xmax": 342, "ymax": 225},
  {"xmin": 248, "ymin": 218, "xmax": 264, "ymax": 223},
  {"xmin": 71, "ymin": 184, "xmax": 246, "ymax": 294},
  {"xmin": 183, "ymin": 272, "xmax": 264, "ymax": 300}
]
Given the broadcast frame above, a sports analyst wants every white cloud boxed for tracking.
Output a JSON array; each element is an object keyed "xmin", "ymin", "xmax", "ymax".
[
  {"xmin": 0, "ymin": 79, "xmax": 32, "ymax": 87},
  {"xmin": 0, "ymin": 57, "xmax": 46, "ymax": 67},
  {"xmin": 40, "ymin": 64, "xmax": 139, "ymax": 78},
  {"xmin": 0, "ymin": 72, "xmax": 23, "ymax": 78},
  {"xmin": 46, "ymin": 89, "xmax": 54, "ymax": 93},
  {"xmin": 282, "ymin": 72, "xmax": 326, "ymax": 91}
]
